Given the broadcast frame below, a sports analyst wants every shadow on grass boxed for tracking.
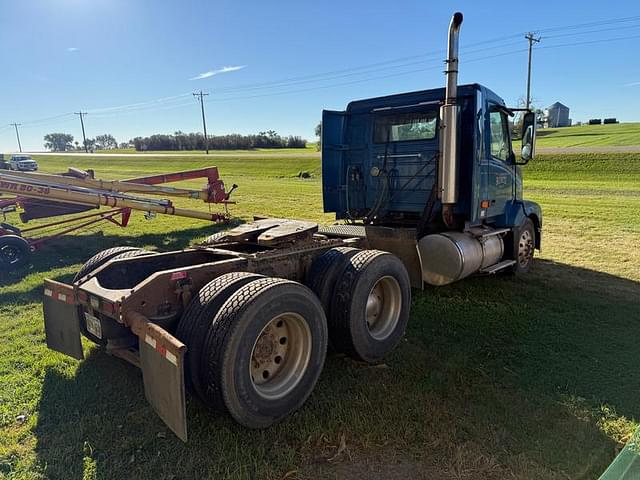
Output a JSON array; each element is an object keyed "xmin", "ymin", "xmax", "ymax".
[
  {"xmin": 32, "ymin": 259, "xmax": 639, "ymax": 479},
  {"xmin": 0, "ymin": 221, "xmax": 241, "ymax": 288}
]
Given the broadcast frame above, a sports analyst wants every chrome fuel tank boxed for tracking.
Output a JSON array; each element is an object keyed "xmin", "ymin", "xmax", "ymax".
[{"xmin": 418, "ymin": 231, "xmax": 503, "ymax": 286}]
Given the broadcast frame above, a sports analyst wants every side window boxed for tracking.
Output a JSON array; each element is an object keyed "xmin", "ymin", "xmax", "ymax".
[
  {"xmin": 489, "ymin": 110, "xmax": 510, "ymax": 162},
  {"xmin": 373, "ymin": 111, "xmax": 438, "ymax": 143}
]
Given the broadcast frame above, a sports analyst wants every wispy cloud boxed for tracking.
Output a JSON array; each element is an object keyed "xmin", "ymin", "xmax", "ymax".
[
  {"xmin": 624, "ymin": 81, "xmax": 640, "ymax": 87},
  {"xmin": 66, "ymin": 47, "xmax": 79, "ymax": 52},
  {"xmin": 190, "ymin": 65, "xmax": 246, "ymax": 80}
]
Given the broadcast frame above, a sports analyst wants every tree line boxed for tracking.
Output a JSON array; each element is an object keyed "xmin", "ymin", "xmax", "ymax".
[
  {"xmin": 131, "ymin": 130, "xmax": 306, "ymax": 151},
  {"xmin": 43, "ymin": 130, "xmax": 307, "ymax": 152},
  {"xmin": 43, "ymin": 133, "xmax": 120, "ymax": 152}
]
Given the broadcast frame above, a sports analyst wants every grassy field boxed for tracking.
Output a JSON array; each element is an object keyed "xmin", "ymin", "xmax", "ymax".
[
  {"xmin": 534, "ymin": 122, "xmax": 640, "ymax": 147},
  {"xmin": 1, "ymin": 152, "xmax": 639, "ymax": 479}
]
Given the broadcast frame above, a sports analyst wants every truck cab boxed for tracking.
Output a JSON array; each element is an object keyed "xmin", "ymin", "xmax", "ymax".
[{"xmin": 322, "ymin": 83, "xmax": 542, "ymax": 286}]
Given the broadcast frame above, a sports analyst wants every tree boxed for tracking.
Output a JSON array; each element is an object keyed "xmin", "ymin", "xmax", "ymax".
[
  {"xmin": 315, "ymin": 122, "xmax": 322, "ymax": 151},
  {"xmin": 95, "ymin": 133, "xmax": 118, "ymax": 150},
  {"xmin": 84, "ymin": 138, "xmax": 96, "ymax": 152},
  {"xmin": 44, "ymin": 133, "xmax": 74, "ymax": 152}
]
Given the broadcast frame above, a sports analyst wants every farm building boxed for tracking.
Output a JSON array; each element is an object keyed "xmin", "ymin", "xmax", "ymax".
[{"xmin": 544, "ymin": 102, "xmax": 571, "ymax": 128}]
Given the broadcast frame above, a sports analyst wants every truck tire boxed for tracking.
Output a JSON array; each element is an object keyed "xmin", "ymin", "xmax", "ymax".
[
  {"xmin": 305, "ymin": 246, "xmax": 360, "ymax": 315},
  {"xmin": 74, "ymin": 247, "xmax": 151, "ymax": 345},
  {"xmin": 331, "ymin": 250, "xmax": 411, "ymax": 363},
  {"xmin": 199, "ymin": 231, "xmax": 228, "ymax": 246},
  {"xmin": 510, "ymin": 218, "xmax": 535, "ymax": 274},
  {"xmin": 73, "ymin": 246, "xmax": 143, "ymax": 283},
  {"xmin": 175, "ymin": 272, "xmax": 265, "ymax": 400},
  {"xmin": 0, "ymin": 235, "xmax": 31, "ymax": 269},
  {"xmin": 201, "ymin": 277, "xmax": 328, "ymax": 428}
]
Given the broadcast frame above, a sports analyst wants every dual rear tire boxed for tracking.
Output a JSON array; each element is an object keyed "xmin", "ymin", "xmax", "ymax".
[
  {"xmin": 176, "ymin": 274, "xmax": 328, "ymax": 428},
  {"xmin": 307, "ymin": 248, "xmax": 411, "ymax": 363},
  {"xmin": 175, "ymin": 247, "xmax": 411, "ymax": 428}
]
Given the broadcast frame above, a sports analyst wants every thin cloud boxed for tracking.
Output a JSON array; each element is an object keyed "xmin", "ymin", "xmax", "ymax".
[
  {"xmin": 624, "ymin": 81, "xmax": 640, "ymax": 87},
  {"xmin": 190, "ymin": 65, "xmax": 246, "ymax": 80},
  {"xmin": 66, "ymin": 47, "xmax": 79, "ymax": 52}
]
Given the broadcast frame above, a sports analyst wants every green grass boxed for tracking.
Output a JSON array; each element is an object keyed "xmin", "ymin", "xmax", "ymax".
[
  {"xmin": 1, "ymin": 152, "xmax": 639, "ymax": 479},
  {"xmin": 535, "ymin": 122, "xmax": 640, "ymax": 147}
]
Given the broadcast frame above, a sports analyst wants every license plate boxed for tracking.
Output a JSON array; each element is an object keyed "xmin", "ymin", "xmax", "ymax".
[{"xmin": 84, "ymin": 312, "xmax": 102, "ymax": 339}]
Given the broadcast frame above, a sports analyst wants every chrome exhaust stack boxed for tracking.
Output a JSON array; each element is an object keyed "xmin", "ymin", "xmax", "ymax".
[{"xmin": 438, "ymin": 12, "xmax": 463, "ymax": 226}]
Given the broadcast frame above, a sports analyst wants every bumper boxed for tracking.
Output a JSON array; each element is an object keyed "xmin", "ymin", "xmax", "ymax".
[{"xmin": 42, "ymin": 278, "xmax": 189, "ymax": 441}]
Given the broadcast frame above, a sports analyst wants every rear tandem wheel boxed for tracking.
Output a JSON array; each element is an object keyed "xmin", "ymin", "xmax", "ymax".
[{"xmin": 199, "ymin": 277, "xmax": 328, "ymax": 428}]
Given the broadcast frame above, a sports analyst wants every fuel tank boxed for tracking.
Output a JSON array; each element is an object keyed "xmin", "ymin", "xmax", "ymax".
[{"xmin": 418, "ymin": 231, "xmax": 503, "ymax": 286}]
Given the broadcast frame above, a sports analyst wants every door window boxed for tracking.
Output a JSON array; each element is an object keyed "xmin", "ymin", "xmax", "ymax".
[{"xmin": 489, "ymin": 110, "xmax": 510, "ymax": 161}]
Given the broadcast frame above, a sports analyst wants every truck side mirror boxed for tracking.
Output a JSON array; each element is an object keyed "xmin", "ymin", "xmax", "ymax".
[{"xmin": 519, "ymin": 111, "xmax": 536, "ymax": 164}]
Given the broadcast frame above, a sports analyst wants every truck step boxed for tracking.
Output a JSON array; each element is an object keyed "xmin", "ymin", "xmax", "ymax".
[
  {"xmin": 480, "ymin": 259, "xmax": 516, "ymax": 274},
  {"xmin": 318, "ymin": 224, "xmax": 366, "ymax": 238},
  {"xmin": 467, "ymin": 226, "xmax": 511, "ymax": 238}
]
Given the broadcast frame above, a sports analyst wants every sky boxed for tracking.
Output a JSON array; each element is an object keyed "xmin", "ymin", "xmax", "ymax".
[{"xmin": 1, "ymin": 0, "xmax": 639, "ymax": 152}]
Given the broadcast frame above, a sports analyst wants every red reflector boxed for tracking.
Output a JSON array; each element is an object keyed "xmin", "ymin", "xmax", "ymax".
[
  {"xmin": 170, "ymin": 271, "xmax": 188, "ymax": 281},
  {"xmin": 102, "ymin": 301, "xmax": 116, "ymax": 314}
]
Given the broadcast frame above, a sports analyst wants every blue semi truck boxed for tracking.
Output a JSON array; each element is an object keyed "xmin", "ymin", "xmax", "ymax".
[{"xmin": 41, "ymin": 12, "xmax": 541, "ymax": 440}]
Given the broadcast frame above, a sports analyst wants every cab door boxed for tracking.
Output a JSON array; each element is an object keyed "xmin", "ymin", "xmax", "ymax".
[{"xmin": 485, "ymin": 106, "xmax": 515, "ymax": 218}]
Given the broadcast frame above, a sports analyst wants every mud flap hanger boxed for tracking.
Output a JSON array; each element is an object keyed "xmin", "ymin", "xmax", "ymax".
[{"xmin": 42, "ymin": 279, "xmax": 189, "ymax": 442}]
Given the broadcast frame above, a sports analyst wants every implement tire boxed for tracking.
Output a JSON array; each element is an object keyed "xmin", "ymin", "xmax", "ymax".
[
  {"xmin": 175, "ymin": 272, "xmax": 265, "ymax": 400},
  {"xmin": 201, "ymin": 277, "xmax": 328, "ymax": 428},
  {"xmin": 0, "ymin": 235, "xmax": 31, "ymax": 269},
  {"xmin": 331, "ymin": 250, "xmax": 411, "ymax": 363}
]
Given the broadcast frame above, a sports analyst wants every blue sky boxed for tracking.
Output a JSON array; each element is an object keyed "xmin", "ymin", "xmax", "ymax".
[{"xmin": 1, "ymin": 0, "xmax": 639, "ymax": 151}]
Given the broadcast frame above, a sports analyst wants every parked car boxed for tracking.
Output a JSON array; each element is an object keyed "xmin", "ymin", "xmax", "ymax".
[{"xmin": 9, "ymin": 155, "xmax": 38, "ymax": 171}]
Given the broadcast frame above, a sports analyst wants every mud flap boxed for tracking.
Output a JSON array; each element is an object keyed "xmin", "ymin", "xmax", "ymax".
[
  {"xmin": 43, "ymin": 279, "xmax": 83, "ymax": 360},
  {"xmin": 136, "ymin": 321, "xmax": 188, "ymax": 442},
  {"xmin": 364, "ymin": 226, "xmax": 423, "ymax": 289}
]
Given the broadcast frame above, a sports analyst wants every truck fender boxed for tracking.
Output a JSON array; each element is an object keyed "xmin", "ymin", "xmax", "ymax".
[{"xmin": 504, "ymin": 200, "xmax": 543, "ymax": 250}]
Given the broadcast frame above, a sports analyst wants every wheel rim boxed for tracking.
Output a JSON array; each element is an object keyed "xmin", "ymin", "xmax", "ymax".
[
  {"xmin": 1, "ymin": 245, "xmax": 23, "ymax": 265},
  {"xmin": 517, "ymin": 229, "xmax": 534, "ymax": 268},
  {"xmin": 250, "ymin": 312, "xmax": 312, "ymax": 400},
  {"xmin": 365, "ymin": 276, "xmax": 402, "ymax": 341}
]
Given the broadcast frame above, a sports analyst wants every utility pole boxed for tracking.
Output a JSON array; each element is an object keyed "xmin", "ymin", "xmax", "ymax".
[
  {"xmin": 525, "ymin": 33, "xmax": 541, "ymax": 111},
  {"xmin": 9, "ymin": 123, "xmax": 22, "ymax": 152},
  {"xmin": 193, "ymin": 90, "xmax": 209, "ymax": 154},
  {"xmin": 75, "ymin": 111, "xmax": 88, "ymax": 152}
]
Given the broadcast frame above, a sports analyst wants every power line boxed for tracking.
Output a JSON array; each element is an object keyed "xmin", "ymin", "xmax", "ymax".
[
  {"xmin": 193, "ymin": 91, "xmax": 209, "ymax": 154},
  {"xmin": 535, "ymin": 14, "xmax": 640, "ymax": 33},
  {"xmin": 74, "ymin": 111, "xmax": 88, "ymax": 152},
  {"xmin": 9, "ymin": 123, "xmax": 22, "ymax": 152},
  {"xmin": 4, "ymin": 14, "xmax": 640, "ymax": 132}
]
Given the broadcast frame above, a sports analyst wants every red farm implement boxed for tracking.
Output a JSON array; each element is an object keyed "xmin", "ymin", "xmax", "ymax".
[{"xmin": 0, "ymin": 166, "xmax": 236, "ymax": 271}]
